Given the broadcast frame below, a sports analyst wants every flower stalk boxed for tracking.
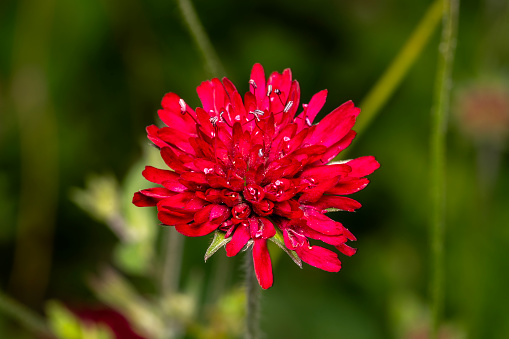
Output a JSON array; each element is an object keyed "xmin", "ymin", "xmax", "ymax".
[
  {"xmin": 429, "ymin": 0, "xmax": 459, "ymax": 337},
  {"xmin": 161, "ymin": 227, "xmax": 184, "ymax": 297},
  {"xmin": 177, "ymin": 0, "xmax": 225, "ymax": 77},
  {"xmin": 355, "ymin": 0, "xmax": 444, "ymax": 137},
  {"xmin": 245, "ymin": 250, "xmax": 260, "ymax": 339}
]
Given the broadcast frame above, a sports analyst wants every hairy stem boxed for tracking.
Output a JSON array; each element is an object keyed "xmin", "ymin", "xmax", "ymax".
[
  {"xmin": 429, "ymin": 0, "xmax": 459, "ymax": 337},
  {"xmin": 245, "ymin": 250, "xmax": 260, "ymax": 339}
]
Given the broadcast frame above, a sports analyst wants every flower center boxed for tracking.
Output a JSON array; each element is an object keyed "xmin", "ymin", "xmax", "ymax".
[
  {"xmin": 232, "ymin": 203, "xmax": 251, "ymax": 220},
  {"xmin": 243, "ymin": 184, "xmax": 264, "ymax": 203}
]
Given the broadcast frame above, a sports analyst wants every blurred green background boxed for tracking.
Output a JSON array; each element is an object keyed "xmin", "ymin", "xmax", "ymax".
[{"xmin": 1, "ymin": 0, "xmax": 509, "ymax": 338}]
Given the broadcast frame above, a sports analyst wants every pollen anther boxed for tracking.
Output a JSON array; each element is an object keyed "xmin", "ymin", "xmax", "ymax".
[
  {"xmin": 210, "ymin": 116, "xmax": 219, "ymax": 126},
  {"xmin": 179, "ymin": 99, "xmax": 186, "ymax": 113},
  {"xmin": 284, "ymin": 101, "xmax": 293, "ymax": 113},
  {"xmin": 250, "ymin": 109, "xmax": 265, "ymax": 121}
]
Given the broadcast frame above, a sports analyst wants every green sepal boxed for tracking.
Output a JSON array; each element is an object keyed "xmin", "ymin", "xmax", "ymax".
[
  {"xmin": 242, "ymin": 239, "xmax": 254, "ymax": 252},
  {"xmin": 269, "ymin": 228, "xmax": 302, "ymax": 268},
  {"xmin": 204, "ymin": 230, "xmax": 231, "ymax": 262}
]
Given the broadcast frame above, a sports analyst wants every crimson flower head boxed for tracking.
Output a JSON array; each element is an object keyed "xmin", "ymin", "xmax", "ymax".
[{"xmin": 133, "ymin": 64, "xmax": 379, "ymax": 289}]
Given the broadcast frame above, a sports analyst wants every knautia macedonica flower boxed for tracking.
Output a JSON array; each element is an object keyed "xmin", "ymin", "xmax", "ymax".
[{"xmin": 133, "ymin": 64, "xmax": 379, "ymax": 289}]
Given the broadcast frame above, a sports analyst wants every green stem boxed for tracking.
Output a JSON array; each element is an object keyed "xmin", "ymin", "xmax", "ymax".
[
  {"xmin": 160, "ymin": 228, "xmax": 184, "ymax": 339},
  {"xmin": 0, "ymin": 290, "xmax": 55, "ymax": 338},
  {"xmin": 244, "ymin": 249, "xmax": 260, "ymax": 339},
  {"xmin": 429, "ymin": 0, "xmax": 459, "ymax": 337},
  {"xmin": 177, "ymin": 0, "xmax": 226, "ymax": 77},
  {"xmin": 161, "ymin": 228, "xmax": 184, "ymax": 297},
  {"xmin": 355, "ymin": 0, "xmax": 444, "ymax": 136},
  {"xmin": 9, "ymin": 0, "xmax": 58, "ymax": 306},
  {"xmin": 206, "ymin": 254, "xmax": 231, "ymax": 306}
]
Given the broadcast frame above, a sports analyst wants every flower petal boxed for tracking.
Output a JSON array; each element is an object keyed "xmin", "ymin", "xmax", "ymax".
[
  {"xmin": 295, "ymin": 89, "xmax": 327, "ymax": 127},
  {"xmin": 249, "ymin": 217, "xmax": 276, "ymax": 239},
  {"xmin": 307, "ymin": 195, "xmax": 362, "ymax": 212},
  {"xmin": 296, "ymin": 245, "xmax": 341, "ymax": 272},
  {"xmin": 197, "ymin": 80, "xmax": 215, "ymax": 114},
  {"xmin": 301, "ymin": 206, "xmax": 344, "ymax": 235},
  {"xmin": 253, "ymin": 239, "xmax": 273, "ymax": 289},
  {"xmin": 159, "ymin": 92, "xmax": 197, "ymax": 133},
  {"xmin": 142, "ymin": 166, "xmax": 179, "ymax": 184},
  {"xmin": 160, "ymin": 147, "xmax": 187, "ymax": 173},
  {"xmin": 250, "ymin": 63, "xmax": 266, "ymax": 109},
  {"xmin": 273, "ymin": 200, "xmax": 304, "ymax": 219},
  {"xmin": 225, "ymin": 223, "xmax": 250, "ymax": 257},
  {"xmin": 175, "ymin": 220, "xmax": 219, "ymax": 237},
  {"xmin": 319, "ymin": 130, "xmax": 356, "ymax": 164},
  {"xmin": 303, "ymin": 227, "xmax": 348, "ymax": 246},
  {"xmin": 132, "ymin": 187, "xmax": 175, "ymax": 207},
  {"xmin": 157, "ymin": 127, "xmax": 195, "ymax": 154},
  {"xmin": 345, "ymin": 156, "xmax": 380, "ymax": 177},
  {"xmin": 336, "ymin": 243, "xmax": 357, "ymax": 257},
  {"xmin": 299, "ymin": 163, "xmax": 351, "ymax": 181},
  {"xmin": 305, "ymin": 101, "xmax": 359, "ymax": 147},
  {"xmin": 146, "ymin": 125, "xmax": 168, "ymax": 148},
  {"xmin": 326, "ymin": 178, "xmax": 370, "ymax": 195},
  {"xmin": 161, "ymin": 92, "xmax": 196, "ymax": 118},
  {"xmin": 158, "ymin": 210, "xmax": 194, "ymax": 225},
  {"xmin": 281, "ymin": 80, "xmax": 300, "ymax": 126},
  {"xmin": 194, "ymin": 204, "xmax": 230, "ymax": 224},
  {"xmin": 158, "ymin": 192, "xmax": 207, "ymax": 212}
]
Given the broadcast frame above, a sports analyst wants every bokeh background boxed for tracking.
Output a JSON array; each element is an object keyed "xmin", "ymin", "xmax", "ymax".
[{"xmin": 1, "ymin": 0, "xmax": 509, "ymax": 338}]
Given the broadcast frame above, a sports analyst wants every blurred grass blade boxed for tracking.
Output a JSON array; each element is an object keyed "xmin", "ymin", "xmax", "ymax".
[
  {"xmin": 430, "ymin": 0, "xmax": 459, "ymax": 337},
  {"xmin": 89, "ymin": 267, "xmax": 164, "ymax": 338},
  {"xmin": 9, "ymin": 0, "xmax": 58, "ymax": 306},
  {"xmin": 177, "ymin": 0, "xmax": 226, "ymax": 77},
  {"xmin": 355, "ymin": 0, "xmax": 444, "ymax": 136},
  {"xmin": 0, "ymin": 290, "xmax": 55, "ymax": 338}
]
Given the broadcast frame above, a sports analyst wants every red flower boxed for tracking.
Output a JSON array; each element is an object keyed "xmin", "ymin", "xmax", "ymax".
[{"xmin": 133, "ymin": 64, "xmax": 379, "ymax": 289}]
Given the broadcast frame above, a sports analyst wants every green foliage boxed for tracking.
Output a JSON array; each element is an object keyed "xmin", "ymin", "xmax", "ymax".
[
  {"xmin": 269, "ymin": 228, "xmax": 302, "ymax": 268},
  {"xmin": 46, "ymin": 301, "xmax": 113, "ymax": 339},
  {"xmin": 204, "ymin": 230, "xmax": 231, "ymax": 262}
]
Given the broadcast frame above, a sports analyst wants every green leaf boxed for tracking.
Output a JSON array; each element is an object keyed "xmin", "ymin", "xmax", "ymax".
[
  {"xmin": 46, "ymin": 301, "xmax": 82, "ymax": 339},
  {"xmin": 241, "ymin": 239, "xmax": 254, "ymax": 252},
  {"xmin": 269, "ymin": 228, "xmax": 302, "ymax": 268},
  {"xmin": 46, "ymin": 300, "xmax": 114, "ymax": 339},
  {"xmin": 114, "ymin": 242, "xmax": 153, "ymax": 274},
  {"xmin": 204, "ymin": 230, "xmax": 231, "ymax": 262}
]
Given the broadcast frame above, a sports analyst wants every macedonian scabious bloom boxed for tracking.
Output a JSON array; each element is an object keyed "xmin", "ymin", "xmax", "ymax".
[{"xmin": 133, "ymin": 63, "xmax": 379, "ymax": 289}]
